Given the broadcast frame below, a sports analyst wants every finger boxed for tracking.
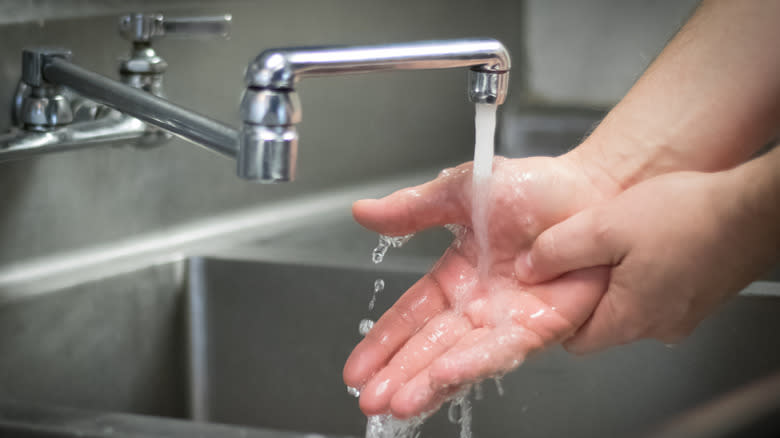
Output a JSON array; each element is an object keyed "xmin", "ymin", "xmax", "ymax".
[
  {"xmin": 426, "ymin": 268, "xmax": 610, "ymax": 388},
  {"xmin": 465, "ymin": 268, "xmax": 608, "ymax": 340},
  {"xmin": 524, "ymin": 266, "xmax": 610, "ymax": 330},
  {"xmin": 429, "ymin": 325, "xmax": 538, "ymax": 389},
  {"xmin": 352, "ymin": 163, "xmax": 471, "ymax": 235},
  {"xmin": 358, "ymin": 311, "xmax": 472, "ymax": 416},
  {"xmin": 563, "ymin": 290, "xmax": 699, "ymax": 354},
  {"xmin": 426, "ymin": 327, "xmax": 492, "ymax": 389},
  {"xmin": 390, "ymin": 371, "xmax": 462, "ymax": 419},
  {"xmin": 344, "ymin": 273, "xmax": 448, "ymax": 389},
  {"xmin": 515, "ymin": 208, "xmax": 625, "ymax": 284}
]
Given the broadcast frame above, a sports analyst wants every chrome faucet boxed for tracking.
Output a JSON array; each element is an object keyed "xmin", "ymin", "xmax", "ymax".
[
  {"xmin": 0, "ymin": 13, "xmax": 510, "ymax": 183},
  {"xmin": 238, "ymin": 39, "xmax": 510, "ymax": 181},
  {"xmin": 1, "ymin": 13, "xmax": 235, "ymax": 159}
]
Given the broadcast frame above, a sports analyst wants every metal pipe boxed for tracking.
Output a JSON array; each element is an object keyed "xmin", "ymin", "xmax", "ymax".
[{"xmin": 42, "ymin": 57, "xmax": 239, "ymax": 158}]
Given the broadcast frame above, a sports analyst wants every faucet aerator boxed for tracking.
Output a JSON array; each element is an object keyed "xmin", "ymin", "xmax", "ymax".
[
  {"xmin": 468, "ymin": 70, "xmax": 510, "ymax": 105},
  {"xmin": 237, "ymin": 124, "xmax": 298, "ymax": 182}
]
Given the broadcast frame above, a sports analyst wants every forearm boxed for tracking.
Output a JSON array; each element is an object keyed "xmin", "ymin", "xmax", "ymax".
[{"xmin": 569, "ymin": 0, "xmax": 780, "ymax": 191}]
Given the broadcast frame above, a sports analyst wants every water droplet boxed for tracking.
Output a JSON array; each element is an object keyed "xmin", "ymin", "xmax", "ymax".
[
  {"xmin": 368, "ymin": 278, "xmax": 385, "ymax": 310},
  {"xmin": 372, "ymin": 242, "xmax": 389, "ymax": 264},
  {"xmin": 474, "ymin": 382, "xmax": 484, "ymax": 401},
  {"xmin": 390, "ymin": 234, "xmax": 414, "ymax": 248},
  {"xmin": 347, "ymin": 386, "xmax": 360, "ymax": 398},
  {"xmin": 494, "ymin": 377, "xmax": 505, "ymax": 397},
  {"xmin": 446, "ymin": 388, "xmax": 473, "ymax": 438},
  {"xmin": 359, "ymin": 318, "xmax": 374, "ymax": 336},
  {"xmin": 372, "ymin": 234, "xmax": 414, "ymax": 264},
  {"xmin": 448, "ymin": 401, "xmax": 460, "ymax": 424}
]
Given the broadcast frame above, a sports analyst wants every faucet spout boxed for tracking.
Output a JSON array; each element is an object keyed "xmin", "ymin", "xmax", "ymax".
[
  {"xmin": 239, "ymin": 38, "xmax": 511, "ymax": 182},
  {"xmin": 245, "ymin": 38, "xmax": 510, "ymax": 102}
]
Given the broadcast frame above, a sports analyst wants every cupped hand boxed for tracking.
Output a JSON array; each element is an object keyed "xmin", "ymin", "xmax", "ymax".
[
  {"xmin": 343, "ymin": 156, "xmax": 617, "ymax": 419},
  {"xmin": 516, "ymin": 169, "xmax": 773, "ymax": 353}
]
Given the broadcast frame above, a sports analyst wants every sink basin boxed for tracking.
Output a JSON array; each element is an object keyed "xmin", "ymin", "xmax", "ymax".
[{"xmin": 2, "ymin": 224, "xmax": 780, "ymax": 438}]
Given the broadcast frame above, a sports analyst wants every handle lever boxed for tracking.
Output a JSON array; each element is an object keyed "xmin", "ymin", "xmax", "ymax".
[{"xmin": 119, "ymin": 13, "xmax": 232, "ymax": 43}]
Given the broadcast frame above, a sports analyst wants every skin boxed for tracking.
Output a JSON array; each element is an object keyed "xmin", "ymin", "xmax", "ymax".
[
  {"xmin": 518, "ymin": 146, "xmax": 780, "ymax": 353},
  {"xmin": 569, "ymin": 0, "xmax": 780, "ymax": 190},
  {"xmin": 344, "ymin": 0, "xmax": 780, "ymax": 419},
  {"xmin": 343, "ymin": 156, "xmax": 617, "ymax": 418}
]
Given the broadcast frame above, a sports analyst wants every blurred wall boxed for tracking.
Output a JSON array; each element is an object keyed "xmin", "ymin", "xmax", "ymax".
[{"xmin": 523, "ymin": 0, "xmax": 700, "ymax": 107}]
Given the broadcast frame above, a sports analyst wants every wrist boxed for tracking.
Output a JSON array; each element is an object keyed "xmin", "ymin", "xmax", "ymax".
[
  {"xmin": 564, "ymin": 104, "xmax": 690, "ymax": 193},
  {"xmin": 715, "ymin": 146, "xmax": 780, "ymax": 277},
  {"xmin": 559, "ymin": 144, "xmax": 623, "ymax": 199},
  {"xmin": 562, "ymin": 119, "xmax": 661, "ymax": 194}
]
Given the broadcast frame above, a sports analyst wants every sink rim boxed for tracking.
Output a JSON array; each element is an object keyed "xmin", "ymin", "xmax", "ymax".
[{"xmin": 0, "ymin": 398, "xmax": 357, "ymax": 438}]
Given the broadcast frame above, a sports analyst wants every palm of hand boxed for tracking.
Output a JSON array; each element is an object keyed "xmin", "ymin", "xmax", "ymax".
[{"xmin": 343, "ymin": 156, "xmax": 613, "ymax": 418}]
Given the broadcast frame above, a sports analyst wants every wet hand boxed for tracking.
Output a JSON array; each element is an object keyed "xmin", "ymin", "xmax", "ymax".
[
  {"xmin": 516, "ymin": 170, "xmax": 769, "ymax": 353},
  {"xmin": 343, "ymin": 156, "xmax": 616, "ymax": 418}
]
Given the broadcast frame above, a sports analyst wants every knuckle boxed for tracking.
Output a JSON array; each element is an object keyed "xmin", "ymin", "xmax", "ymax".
[{"xmin": 534, "ymin": 231, "xmax": 558, "ymax": 263}]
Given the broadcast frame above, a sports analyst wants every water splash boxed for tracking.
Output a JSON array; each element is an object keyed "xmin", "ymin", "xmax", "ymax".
[
  {"xmin": 360, "ymin": 103, "xmax": 501, "ymax": 435},
  {"xmin": 444, "ymin": 223, "xmax": 467, "ymax": 238},
  {"xmin": 473, "ymin": 382, "xmax": 484, "ymax": 401},
  {"xmin": 447, "ymin": 387, "xmax": 474, "ymax": 438},
  {"xmin": 444, "ymin": 223, "xmax": 467, "ymax": 249},
  {"xmin": 373, "ymin": 234, "xmax": 414, "ymax": 264},
  {"xmin": 365, "ymin": 414, "xmax": 424, "ymax": 438},
  {"xmin": 347, "ymin": 386, "xmax": 361, "ymax": 398},
  {"xmin": 368, "ymin": 278, "xmax": 385, "ymax": 311},
  {"xmin": 359, "ymin": 318, "xmax": 375, "ymax": 336},
  {"xmin": 363, "ymin": 233, "xmax": 425, "ymax": 438},
  {"xmin": 452, "ymin": 278, "xmax": 477, "ymax": 315}
]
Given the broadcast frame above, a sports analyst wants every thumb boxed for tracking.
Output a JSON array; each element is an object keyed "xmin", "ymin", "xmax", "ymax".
[
  {"xmin": 353, "ymin": 164, "xmax": 471, "ymax": 236},
  {"xmin": 515, "ymin": 207, "xmax": 626, "ymax": 283}
]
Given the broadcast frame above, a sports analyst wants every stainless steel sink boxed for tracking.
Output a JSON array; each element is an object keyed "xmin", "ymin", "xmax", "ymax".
[{"xmin": 2, "ymin": 217, "xmax": 780, "ymax": 438}]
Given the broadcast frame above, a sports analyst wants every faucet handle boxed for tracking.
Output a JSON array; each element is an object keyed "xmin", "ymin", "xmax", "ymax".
[
  {"xmin": 21, "ymin": 48, "xmax": 72, "ymax": 87},
  {"xmin": 160, "ymin": 15, "xmax": 232, "ymax": 38},
  {"xmin": 118, "ymin": 13, "xmax": 232, "ymax": 43}
]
